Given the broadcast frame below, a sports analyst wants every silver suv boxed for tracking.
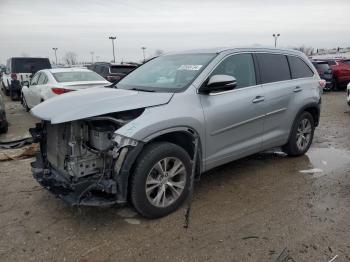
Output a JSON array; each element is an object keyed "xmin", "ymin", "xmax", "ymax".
[{"xmin": 30, "ymin": 48, "xmax": 322, "ymax": 218}]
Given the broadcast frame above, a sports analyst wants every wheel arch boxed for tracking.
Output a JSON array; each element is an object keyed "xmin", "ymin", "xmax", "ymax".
[
  {"xmin": 117, "ymin": 126, "xmax": 203, "ymax": 203},
  {"xmin": 286, "ymin": 101, "xmax": 320, "ymax": 144}
]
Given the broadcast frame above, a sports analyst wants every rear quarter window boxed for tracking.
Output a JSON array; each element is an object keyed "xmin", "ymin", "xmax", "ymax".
[
  {"xmin": 287, "ymin": 56, "xmax": 314, "ymax": 79},
  {"xmin": 256, "ymin": 53, "xmax": 291, "ymax": 84}
]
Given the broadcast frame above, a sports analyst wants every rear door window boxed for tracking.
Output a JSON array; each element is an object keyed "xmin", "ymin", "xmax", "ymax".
[
  {"xmin": 256, "ymin": 53, "xmax": 291, "ymax": 84},
  {"xmin": 210, "ymin": 53, "xmax": 256, "ymax": 89},
  {"xmin": 37, "ymin": 73, "xmax": 48, "ymax": 85},
  {"xmin": 30, "ymin": 73, "xmax": 41, "ymax": 86},
  {"xmin": 288, "ymin": 56, "xmax": 314, "ymax": 79}
]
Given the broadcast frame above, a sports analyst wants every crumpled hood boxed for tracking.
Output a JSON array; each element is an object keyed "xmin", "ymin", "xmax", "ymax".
[{"xmin": 31, "ymin": 87, "xmax": 174, "ymax": 124}]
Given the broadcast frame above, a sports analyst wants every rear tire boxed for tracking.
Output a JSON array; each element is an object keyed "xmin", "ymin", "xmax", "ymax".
[
  {"xmin": 0, "ymin": 119, "xmax": 8, "ymax": 134},
  {"xmin": 4, "ymin": 81, "xmax": 10, "ymax": 96},
  {"xmin": 282, "ymin": 111, "xmax": 315, "ymax": 156},
  {"xmin": 332, "ymin": 78, "xmax": 339, "ymax": 91},
  {"xmin": 130, "ymin": 142, "xmax": 192, "ymax": 219},
  {"xmin": 10, "ymin": 88, "xmax": 15, "ymax": 101}
]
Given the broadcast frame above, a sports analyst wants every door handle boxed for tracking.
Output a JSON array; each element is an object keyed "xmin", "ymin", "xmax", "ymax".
[
  {"xmin": 293, "ymin": 86, "xmax": 302, "ymax": 93},
  {"xmin": 252, "ymin": 96, "xmax": 265, "ymax": 103}
]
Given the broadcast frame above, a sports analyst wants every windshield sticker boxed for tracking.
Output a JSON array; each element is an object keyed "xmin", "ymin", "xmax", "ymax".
[{"xmin": 177, "ymin": 65, "xmax": 203, "ymax": 71}]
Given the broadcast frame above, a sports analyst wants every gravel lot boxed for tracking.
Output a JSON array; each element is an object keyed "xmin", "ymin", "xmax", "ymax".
[{"xmin": 0, "ymin": 91, "xmax": 350, "ymax": 262}]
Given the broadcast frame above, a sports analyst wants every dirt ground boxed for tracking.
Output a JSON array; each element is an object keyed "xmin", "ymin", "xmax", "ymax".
[{"xmin": 0, "ymin": 91, "xmax": 350, "ymax": 262}]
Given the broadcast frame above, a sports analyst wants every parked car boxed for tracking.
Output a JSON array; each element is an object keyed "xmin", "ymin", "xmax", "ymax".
[
  {"xmin": 347, "ymin": 82, "xmax": 350, "ymax": 106},
  {"xmin": 0, "ymin": 93, "xmax": 8, "ymax": 133},
  {"xmin": 321, "ymin": 59, "xmax": 350, "ymax": 90},
  {"xmin": 30, "ymin": 48, "xmax": 322, "ymax": 218},
  {"xmin": 311, "ymin": 61, "xmax": 333, "ymax": 90},
  {"xmin": 107, "ymin": 64, "xmax": 138, "ymax": 82},
  {"xmin": 21, "ymin": 68, "xmax": 110, "ymax": 111},
  {"xmin": 90, "ymin": 62, "xmax": 138, "ymax": 82},
  {"xmin": 0, "ymin": 65, "xmax": 5, "ymax": 79},
  {"xmin": 2, "ymin": 57, "xmax": 52, "ymax": 100}
]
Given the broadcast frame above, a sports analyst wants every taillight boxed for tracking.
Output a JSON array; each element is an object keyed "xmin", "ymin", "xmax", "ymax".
[
  {"xmin": 51, "ymin": 87, "xmax": 74, "ymax": 95},
  {"xmin": 318, "ymin": 79, "xmax": 326, "ymax": 89},
  {"xmin": 11, "ymin": 73, "xmax": 17, "ymax": 79}
]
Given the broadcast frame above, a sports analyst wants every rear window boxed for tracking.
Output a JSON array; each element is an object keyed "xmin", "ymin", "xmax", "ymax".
[
  {"xmin": 11, "ymin": 58, "xmax": 51, "ymax": 73},
  {"xmin": 256, "ymin": 53, "xmax": 291, "ymax": 84},
  {"xmin": 316, "ymin": 63, "xmax": 330, "ymax": 71},
  {"xmin": 327, "ymin": 60, "xmax": 336, "ymax": 65},
  {"xmin": 288, "ymin": 56, "xmax": 314, "ymax": 79},
  {"xmin": 52, "ymin": 71, "xmax": 106, "ymax": 83},
  {"xmin": 110, "ymin": 66, "xmax": 136, "ymax": 74}
]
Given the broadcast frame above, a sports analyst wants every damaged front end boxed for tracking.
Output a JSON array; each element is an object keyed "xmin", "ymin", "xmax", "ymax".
[{"xmin": 30, "ymin": 110, "xmax": 144, "ymax": 207}]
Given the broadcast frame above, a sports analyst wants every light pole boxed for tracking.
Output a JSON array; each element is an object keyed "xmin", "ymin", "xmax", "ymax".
[
  {"xmin": 272, "ymin": 33, "xmax": 280, "ymax": 48},
  {"xmin": 109, "ymin": 36, "xmax": 116, "ymax": 62},
  {"xmin": 52, "ymin": 48, "xmax": 58, "ymax": 64},
  {"xmin": 141, "ymin": 47, "xmax": 146, "ymax": 62},
  {"xmin": 90, "ymin": 51, "xmax": 94, "ymax": 63}
]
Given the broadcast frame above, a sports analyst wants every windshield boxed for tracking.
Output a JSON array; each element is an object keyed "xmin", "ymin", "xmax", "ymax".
[
  {"xmin": 52, "ymin": 71, "xmax": 106, "ymax": 83},
  {"xmin": 12, "ymin": 58, "xmax": 51, "ymax": 73},
  {"xmin": 117, "ymin": 53, "xmax": 216, "ymax": 92}
]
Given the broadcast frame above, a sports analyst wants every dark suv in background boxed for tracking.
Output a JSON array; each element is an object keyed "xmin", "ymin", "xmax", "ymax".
[
  {"xmin": 2, "ymin": 57, "xmax": 52, "ymax": 100},
  {"xmin": 90, "ymin": 62, "xmax": 138, "ymax": 82},
  {"xmin": 312, "ymin": 61, "xmax": 333, "ymax": 90}
]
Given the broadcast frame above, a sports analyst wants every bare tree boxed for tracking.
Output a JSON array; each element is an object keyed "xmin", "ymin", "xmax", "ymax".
[
  {"xmin": 292, "ymin": 45, "xmax": 314, "ymax": 56},
  {"xmin": 63, "ymin": 51, "xmax": 78, "ymax": 65}
]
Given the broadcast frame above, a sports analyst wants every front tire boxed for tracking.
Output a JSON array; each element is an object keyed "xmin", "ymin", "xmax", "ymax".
[
  {"xmin": 282, "ymin": 111, "xmax": 315, "ymax": 156},
  {"xmin": 21, "ymin": 94, "xmax": 30, "ymax": 112},
  {"xmin": 130, "ymin": 142, "xmax": 192, "ymax": 218},
  {"xmin": 4, "ymin": 80, "xmax": 10, "ymax": 96}
]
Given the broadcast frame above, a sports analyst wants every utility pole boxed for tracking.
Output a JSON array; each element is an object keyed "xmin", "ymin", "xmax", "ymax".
[
  {"xmin": 141, "ymin": 47, "xmax": 146, "ymax": 62},
  {"xmin": 52, "ymin": 48, "xmax": 58, "ymax": 64},
  {"xmin": 109, "ymin": 36, "xmax": 116, "ymax": 62},
  {"xmin": 90, "ymin": 51, "xmax": 94, "ymax": 63},
  {"xmin": 272, "ymin": 33, "xmax": 280, "ymax": 48}
]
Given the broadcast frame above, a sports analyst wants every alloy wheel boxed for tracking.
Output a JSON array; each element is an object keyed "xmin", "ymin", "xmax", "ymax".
[
  {"xmin": 145, "ymin": 157, "xmax": 187, "ymax": 208},
  {"xmin": 296, "ymin": 118, "xmax": 312, "ymax": 151}
]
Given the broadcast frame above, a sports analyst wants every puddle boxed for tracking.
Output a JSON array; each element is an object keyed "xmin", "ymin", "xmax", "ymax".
[
  {"xmin": 301, "ymin": 147, "xmax": 350, "ymax": 177},
  {"xmin": 116, "ymin": 207, "xmax": 141, "ymax": 225},
  {"xmin": 299, "ymin": 168, "xmax": 323, "ymax": 174},
  {"xmin": 117, "ymin": 207, "xmax": 138, "ymax": 218},
  {"xmin": 124, "ymin": 218, "xmax": 141, "ymax": 225}
]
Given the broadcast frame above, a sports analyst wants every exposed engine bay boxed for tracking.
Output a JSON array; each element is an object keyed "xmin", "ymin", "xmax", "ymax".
[{"xmin": 30, "ymin": 109, "xmax": 144, "ymax": 206}]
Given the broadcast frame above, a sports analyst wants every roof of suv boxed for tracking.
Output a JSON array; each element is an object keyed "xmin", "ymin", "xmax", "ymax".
[{"xmin": 167, "ymin": 47, "xmax": 304, "ymax": 56}]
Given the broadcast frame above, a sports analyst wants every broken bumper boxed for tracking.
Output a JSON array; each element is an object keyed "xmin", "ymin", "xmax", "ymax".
[
  {"xmin": 31, "ymin": 142, "xmax": 144, "ymax": 207},
  {"xmin": 31, "ymin": 153, "xmax": 118, "ymax": 207}
]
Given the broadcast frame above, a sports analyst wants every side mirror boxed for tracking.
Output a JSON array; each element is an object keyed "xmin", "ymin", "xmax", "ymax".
[
  {"xmin": 22, "ymin": 81, "xmax": 29, "ymax": 87},
  {"xmin": 200, "ymin": 75, "xmax": 237, "ymax": 93}
]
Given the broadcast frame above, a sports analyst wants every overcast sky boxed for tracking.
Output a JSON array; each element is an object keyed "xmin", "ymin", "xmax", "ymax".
[{"xmin": 1, "ymin": 0, "xmax": 350, "ymax": 64}]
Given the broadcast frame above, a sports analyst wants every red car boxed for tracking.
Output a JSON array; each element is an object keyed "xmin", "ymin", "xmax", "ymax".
[{"xmin": 323, "ymin": 59, "xmax": 350, "ymax": 90}]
